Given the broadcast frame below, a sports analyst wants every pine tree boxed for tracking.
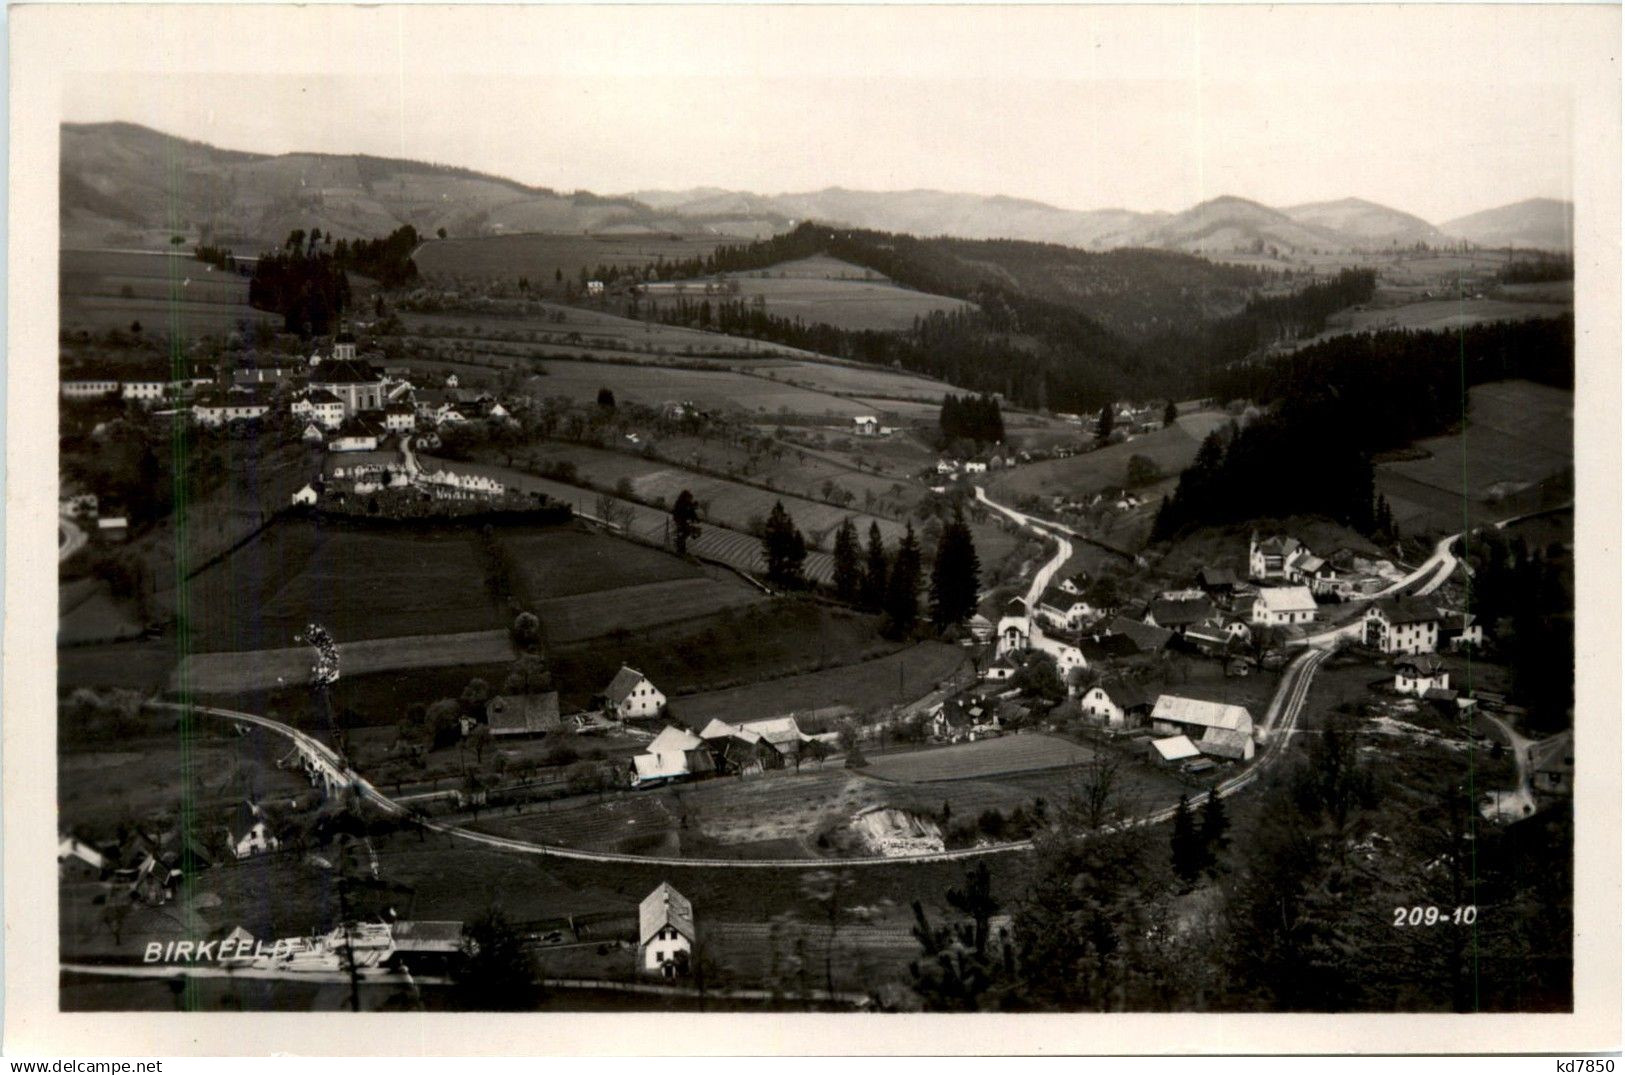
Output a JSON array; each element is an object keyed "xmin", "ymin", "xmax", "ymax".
[
  {"xmin": 1199, "ymin": 792, "xmax": 1230, "ymax": 875},
  {"xmin": 1163, "ymin": 399, "xmax": 1179, "ymax": 427},
  {"xmin": 930, "ymin": 506, "xmax": 981, "ymax": 629},
  {"xmin": 761, "ymin": 501, "xmax": 807, "ymax": 589},
  {"xmin": 861, "ymin": 521, "xmax": 889, "ymax": 610},
  {"xmin": 1096, "ymin": 403, "xmax": 1115, "ymax": 444},
  {"xmin": 670, "ymin": 490, "xmax": 701, "ymax": 556},
  {"xmin": 832, "ymin": 518, "xmax": 861, "ymax": 602},
  {"xmin": 1171, "ymin": 794, "xmax": 1202, "ymax": 885},
  {"xmin": 882, "ymin": 523, "xmax": 922, "ymax": 639}
]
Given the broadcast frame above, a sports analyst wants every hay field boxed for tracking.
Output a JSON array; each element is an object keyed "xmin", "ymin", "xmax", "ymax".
[
  {"xmin": 864, "ymin": 734, "xmax": 1096, "ymax": 783},
  {"xmin": 60, "ymin": 248, "xmax": 277, "ymax": 338},
  {"xmin": 639, "ymin": 255, "xmax": 972, "ymax": 332},
  {"xmin": 987, "ymin": 410, "xmax": 1232, "ymax": 502}
]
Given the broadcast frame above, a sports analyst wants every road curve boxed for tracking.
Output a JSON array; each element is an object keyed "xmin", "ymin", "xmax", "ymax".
[{"xmin": 60, "ymin": 515, "xmax": 88, "ymax": 563}]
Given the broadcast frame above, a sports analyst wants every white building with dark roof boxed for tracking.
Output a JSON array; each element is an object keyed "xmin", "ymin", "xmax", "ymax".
[
  {"xmin": 605, "ymin": 666, "xmax": 664, "ymax": 720},
  {"xmin": 1251, "ymin": 585, "xmax": 1318, "ymax": 627},
  {"xmin": 1365, "ymin": 598, "xmax": 1443, "ymax": 655}
]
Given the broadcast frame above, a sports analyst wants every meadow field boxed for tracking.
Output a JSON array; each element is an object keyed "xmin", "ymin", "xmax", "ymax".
[
  {"xmin": 670, "ymin": 642, "xmax": 970, "ymax": 728},
  {"xmin": 60, "ymin": 248, "xmax": 277, "ymax": 338},
  {"xmin": 987, "ymin": 410, "xmax": 1232, "ymax": 502},
  {"xmin": 413, "ymin": 456, "xmax": 839, "ymax": 583},
  {"xmin": 528, "ymin": 359, "xmax": 888, "ymax": 419},
  {"xmin": 183, "ymin": 521, "xmax": 510, "ymax": 652},
  {"xmin": 411, "ymin": 232, "xmax": 743, "ymax": 284},
  {"xmin": 863, "ymin": 733, "xmax": 1095, "ymax": 782},
  {"xmin": 492, "ymin": 440, "xmax": 910, "ymax": 550},
  {"xmin": 638, "ymin": 255, "xmax": 972, "ymax": 332},
  {"xmin": 1376, "ymin": 379, "xmax": 1573, "ymax": 533}
]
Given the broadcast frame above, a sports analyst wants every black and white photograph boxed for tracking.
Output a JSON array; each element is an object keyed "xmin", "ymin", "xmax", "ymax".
[{"xmin": 8, "ymin": 0, "xmax": 1619, "ymax": 1055}]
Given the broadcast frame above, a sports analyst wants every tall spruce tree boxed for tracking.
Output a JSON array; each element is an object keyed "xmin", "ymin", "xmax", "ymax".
[
  {"xmin": 861, "ymin": 521, "xmax": 889, "ymax": 610},
  {"xmin": 882, "ymin": 523, "xmax": 922, "ymax": 639},
  {"xmin": 832, "ymin": 518, "xmax": 861, "ymax": 602},
  {"xmin": 930, "ymin": 506, "xmax": 981, "ymax": 629},
  {"xmin": 1096, "ymin": 402, "xmax": 1114, "ymax": 444},
  {"xmin": 1200, "ymin": 792, "xmax": 1230, "ymax": 875},
  {"xmin": 761, "ymin": 501, "xmax": 807, "ymax": 588},
  {"xmin": 670, "ymin": 490, "xmax": 701, "ymax": 556},
  {"xmin": 1171, "ymin": 794, "xmax": 1202, "ymax": 885}
]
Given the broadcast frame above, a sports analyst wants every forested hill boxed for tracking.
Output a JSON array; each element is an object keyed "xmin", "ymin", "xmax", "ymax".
[{"xmin": 637, "ymin": 223, "xmax": 1377, "ymax": 412}]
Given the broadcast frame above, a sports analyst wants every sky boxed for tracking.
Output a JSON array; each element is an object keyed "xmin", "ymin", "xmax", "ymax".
[{"xmin": 52, "ymin": 4, "xmax": 1597, "ymax": 223}]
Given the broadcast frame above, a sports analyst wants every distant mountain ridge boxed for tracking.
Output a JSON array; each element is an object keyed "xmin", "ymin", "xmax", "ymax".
[{"xmin": 61, "ymin": 121, "xmax": 1572, "ymax": 253}]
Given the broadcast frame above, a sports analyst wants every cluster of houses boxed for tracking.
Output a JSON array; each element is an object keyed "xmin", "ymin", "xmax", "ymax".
[{"xmin": 628, "ymin": 714, "xmax": 838, "ymax": 788}]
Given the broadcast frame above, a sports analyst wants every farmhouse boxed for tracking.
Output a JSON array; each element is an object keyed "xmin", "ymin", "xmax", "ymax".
[
  {"xmin": 1440, "ymin": 611, "xmax": 1486, "ymax": 651},
  {"xmin": 1149, "ymin": 695, "xmax": 1255, "ymax": 762},
  {"xmin": 1143, "ymin": 597, "xmax": 1215, "ymax": 635},
  {"xmin": 852, "ymin": 415, "xmax": 879, "ymax": 436},
  {"xmin": 58, "ymin": 836, "xmax": 109, "ymax": 882},
  {"xmin": 1036, "ymin": 586, "xmax": 1096, "ymax": 632},
  {"xmin": 606, "ymin": 666, "xmax": 665, "ymax": 720},
  {"xmin": 121, "ymin": 379, "xmax": 173, "ymax": 405},
  {"xmin": 1078, "ymin": 682, "xmax": 1153, "ymax": 729},
  {"xmin": 983, "ymin": 654, "xmax": 1018, "ymax": 682},
  {"xmin": 1251, "ymin": 586, "xmax": 1318, "ymax": 627},
  {"xmin": 226, "ymin": 801, "xmax": 278, "ymax": 859},
  {"xmin": 232, "ymin": 365, "xmax": 290, "ymax": 387},
  {"xmin": 1365, "ymin": 598, "xmax": 1442, "ymax": 655},
  {"xmin": 630, "ymin": 726, "xmax": 715, "ymax": 787},
  {"xmin": 698, "ymin": 719, "xmax": 782, "ymax": 775},
  {"xmin": 1248, "ymin": 533, "xmax": 1304, "ymax": 582},
  {"xmin": 486, "ymin": 692, "xmax": 562, "ymax": 736},
  {"xmin": 290, "ymin": 484, "xmax": 319, "ymax": 507},
  {"xmin": 1531, "ymin": 731, "xmax": 1573, "ymax": 796},
  {"xmin": 328, "ymin": 417, "xmax": 382, "ymax": 453},
  {"xmin": 1031, "ymin": 635, "xmax": 1087, "ymax": 677},
  {"xmin": 1196, "ymin": 566, "xmax": 1240, "ymax": 596},
  {"xmin": 737, "ymin": 716, "xmax": 813, "ymax": 757},
  {"xmin": 639, "ymin": 882, "xmax": 695, "ymax": 977},
  {"xmin": 1393, "ymin": 655, "xmax": 1450, "ymax": 696},
  {"xmin": 1057, "ymin": 572, "xmax": 1089, "ymax": 596},
  {"xmin": 1106, "ymin": 616, "xmax": 1174, "ymax": 655},
  {"xmin": 966, "ymin": 613, "xmax": 995, "ymax": 642}
]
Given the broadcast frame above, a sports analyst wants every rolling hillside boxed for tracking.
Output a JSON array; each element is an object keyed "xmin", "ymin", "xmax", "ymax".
[
  {"xmin": 1282, "ymin": 197, "xmax": 1444, "ymax": 247},
  {"xmin": 60, "ymin": 122, "xmax": 697, "ymax": 249},
  {"xmin": 1440, "ymin": 198, "xmax": 1573, "ymax": 251}
]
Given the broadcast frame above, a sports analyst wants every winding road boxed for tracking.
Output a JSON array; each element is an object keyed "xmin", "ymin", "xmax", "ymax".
[{"xmin": 143, "ymin": 487, "xmax": 1333, "ymax": 870}]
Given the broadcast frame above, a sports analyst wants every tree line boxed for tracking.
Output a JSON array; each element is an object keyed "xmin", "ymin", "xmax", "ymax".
[
  {"xmin": 937, "ymin": 393, "xmax": 1005, "ymax": 446},
  {"xmin": 1152, "ymin": 316, "xmax": 1574, "ymax": 541},
  {"xmin": 237, "ymin": 225, "xmax": 421, "ymax": 335}
]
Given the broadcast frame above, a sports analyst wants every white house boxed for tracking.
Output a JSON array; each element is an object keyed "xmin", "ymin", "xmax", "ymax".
[
  {"xmin": 606, "ymin": 665, "xmax": 665, "ymax": 720},
  {"xmin": 1149, "ymin": 695, "xmax": 1255, "ymax": 762},
  {"xmin": 1251, "ymin": 586, "xmax": 1318, "ymax": 627},
  {"xmin": 1057, "ymin": 572, "xmax": 1089, "ymax": 597},
  {"xmin": 290, "ymin": 484, "xmax": 319, "ymax": 507},
  {"xmin": 328, "ymin": 419, "xmax": 381, "ymax": 453},
  {"xmin": 193, "ymin": 392, "xmax": 271, "ymax": 427},
  {"xmin": 384, "ymin": 402, "xmax": 417, "ymax": 433},
  {"xmin": 639, "ymin": 882, "xmax": 694, "ymax": 977},
  {"xmin": 1078, "ymin": 682, "xmax": 1153, "ymax": 729},
  {"xmin": 586, "ymin": 280, "xmax": 606, "ymax": 296},
  {"xmin": 1035, "ymin": 586, "xmax": 1096, "ymax": 633},
  {"xmin": 1031, "ymin": 635, "xmax": 1087, "ymax": 678},
  {"xmin": 1249, "ymin": 533, "xmax": 1305, "ymax": 582},
  {"xmin": 1365, "ymin": 598, "xmax": 1442, "ymax": 655},
  {"xmin": 292, "ymin": 389, "xmax": 346, "ymax": 430},
  {"xmin": 1394, "ymin": 654, "xmax": 1450, "ymax": 696},
  {"xmin": 983, "ymin": 655, "xmax": 1018, "ymax": 682},
  {"xmin": 963, "ymin": 460, "xmax": 988, "ymax": 474},
  {"xmin": 121, "ymin": 379, "xmax": 171, "ymax": 404},
  {"xmin": 996, "ymin": 615, "xmax": 1030, "ymax": 656},
  {"xmin": 62, "ymin": 378, "xmax": 121, "ymax": 399},
  {"xmin": 630, "ymin": 725, "xmax": 714, "ymax": 787},
  {"xmin": 853, "ymin": 415, "xmax": 879, "ymax": 436},
  {"xmin": 227, "ymin": 801, "xmax": 278, "ymax": 859}
]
